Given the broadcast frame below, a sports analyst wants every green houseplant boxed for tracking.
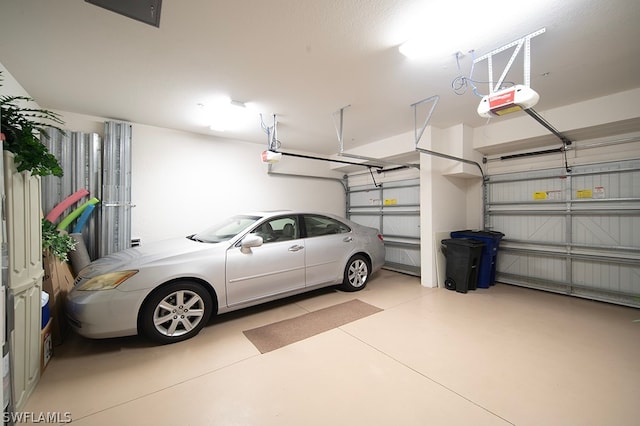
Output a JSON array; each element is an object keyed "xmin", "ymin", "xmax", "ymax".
[
  {"xmin": 1, "ymin": 71, "xmax": 65, "ymax": 177},
  {"xmin": 1, "ymin": 71, "xmax": 76, "ymax": 261},
  {"xmin": 42, "ymin": 219, "xmax": 76, "ymax": 262}
]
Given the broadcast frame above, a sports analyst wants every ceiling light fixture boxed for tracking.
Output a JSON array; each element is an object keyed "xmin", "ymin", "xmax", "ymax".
[
  {"xmin": 398, "ymin": 38, "xmax": 425, "ymax": 60},
  {"xmin": 197, "ymin": 97, "xmax": 253, "ymax": 132},
  {"xmin": 396, "ymin": 0, "xmax": 555, "ymax": 61}
]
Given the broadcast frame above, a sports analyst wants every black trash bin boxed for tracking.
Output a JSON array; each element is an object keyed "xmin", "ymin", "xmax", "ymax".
[
  {"xmin": 451, "ymin": 230, "xmax": 504, "ymax": 288},
  {"xmin": 441, "ymin": 238, "xmax": 485, "ymax": 293}
]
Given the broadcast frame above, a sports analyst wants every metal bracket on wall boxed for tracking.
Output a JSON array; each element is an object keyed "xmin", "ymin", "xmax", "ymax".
[
  {"xmin": 266, "ymin": 164, "xmax": 348, "ymax": 192},
  {"xmin": 260, "ymin": 113, "xmax": 375, "ymax": 170},
  {"xmin": 412, "ymin": 95, "xmax": 485, "ymax": 179},
  {"xmin": 482, "ymin": 108, "xmax": 573, "ymax": 173},
  {"xmin": 471, "ymin": 27, "xmax": 572, "ymax": 172},
  {"xmin": 333, "ymin": 105, "xmax": 420, "ymax": 171},
  {"xmin": 473, "ymin": 27, "xmax": 546, "ymax": 93},
  {"xmin": 102, "ymin": 202, "xmax": 137, "ymax": 208},
  {"xmin": 276, "ymin": 151, "xmax": 384, "ymax": 170},
  {"xmin": 261, "ymin": 114, "xmax": 349, "ymax": 191},
  {"xmin": 524, "ymin": 108, "xmax": 573, "ymax": 172}
]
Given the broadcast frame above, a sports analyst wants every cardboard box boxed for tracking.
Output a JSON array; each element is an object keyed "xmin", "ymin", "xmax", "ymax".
[
  {"xmin": 41, "ymin": 318, "xmax": 53, "ymax": 373},
  {"xmin": 42, "ymin": 252, "xmax": 75, "ymax": 345}
]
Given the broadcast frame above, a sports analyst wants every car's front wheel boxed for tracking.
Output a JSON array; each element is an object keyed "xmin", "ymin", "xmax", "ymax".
[
  {"xmin": 140, "ymin": 281, "xmax": 213, "ymax": 344},
  {"xmin": 339, "ymin": 254, "xmax": 370, "ymax": 292}
]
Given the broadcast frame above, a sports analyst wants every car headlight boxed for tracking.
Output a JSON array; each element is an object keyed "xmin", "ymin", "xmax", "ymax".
[{"xmin": 76, "ymin": 270, "xmax": 138, "ymax": 291}]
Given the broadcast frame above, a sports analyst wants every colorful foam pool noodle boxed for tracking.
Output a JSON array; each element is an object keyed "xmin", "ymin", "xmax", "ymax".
[
  {"xmin": 72, "ymin": 203, "xmax": 96, "ymax": 234},
  {"xmin": 45, "ymin": 189, "xmax": 90, "ymax": 222},
  {"xmin": 57, "ymin": 198, "xmax": 100, "ymax": 231}
]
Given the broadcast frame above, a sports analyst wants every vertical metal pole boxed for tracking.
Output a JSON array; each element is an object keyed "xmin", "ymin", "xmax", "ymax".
[
  {"xmin": 483, "ymin": 178, "xmax": 490, "ymax": 230},
  {"xmin": 101, "ymin": 121, "xmax": 132, "ymax": 257},
  {"xmin": 411, "ymin": 95, "xmax": 439, "ymax": 146},
  {"xmin": 473, "ymin": 28, "xmax": 545, "ymax": 92},
  {"xmin": 487, "ymin": 55, "xmax": 494, "ymax": 94},
  {"xmin": 494, "ymin": 40, "xmax": 523, "ymax": 92},
  {"xmin": 41, "ymin": 128, "xmax": 69, "ymax": 218},
  {"xmin": 524, "ymin": 37, "xmax": 532, "ymax": 87},
  {"xmin": 78, "ymin": 133, "xmax": 102, "ymax": 260},
  {"xmin": 333, "ymin": 105, "xmax": 349, "ymax": 154},
  {"xmin": 565, "ymin": 173, "xmax": 574, "ymax": 294},
  {"xmin": 345, "ymin": 175, "xmax": 351, "ymax": 219},
  {"xmin": 379, "ymin": 184, "xmax": 384, "ymax": 237}
]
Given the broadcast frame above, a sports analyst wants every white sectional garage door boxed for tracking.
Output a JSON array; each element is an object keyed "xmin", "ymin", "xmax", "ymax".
[
  {"xmin": 347, "ymin": 177, "xmax": 421, "ymax": 276},
  {"xmin": 486, "ymin": 156, "xmax": 640, "ymax": 308}
]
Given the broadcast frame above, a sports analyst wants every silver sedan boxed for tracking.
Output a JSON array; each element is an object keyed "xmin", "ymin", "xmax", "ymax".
[{"xmin": 66, "ymin": 211, "xmax": 385, "ymax": 344}]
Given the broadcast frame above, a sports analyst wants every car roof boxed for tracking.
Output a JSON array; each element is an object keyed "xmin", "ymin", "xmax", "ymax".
[
  {"xmin": 244, "ymin": 210, "xmax": 345, "ymax": 220},
  {"xmin": 242, "ymin": 210, "xmax": 292, "ymax": 217}
]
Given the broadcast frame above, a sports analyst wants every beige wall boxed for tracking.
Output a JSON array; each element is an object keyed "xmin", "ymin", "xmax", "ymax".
[{"xmin": 54, "ymin": 113, "xmax": 348, "ymax": 244}]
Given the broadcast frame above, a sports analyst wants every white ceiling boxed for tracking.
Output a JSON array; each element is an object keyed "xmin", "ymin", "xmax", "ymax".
[{"xmin": 1, "ymin": 0, "xmax": 639, "ymax": 156}]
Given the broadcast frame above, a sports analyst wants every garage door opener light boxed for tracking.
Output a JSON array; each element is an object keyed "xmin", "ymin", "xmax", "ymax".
[
  {"xmin": 473, "ymin": 28, "xmax": 545, "ymax": 118},
  {"xmin": 477, "ymin": 84, "xmax": 539, "ymax": 118}
]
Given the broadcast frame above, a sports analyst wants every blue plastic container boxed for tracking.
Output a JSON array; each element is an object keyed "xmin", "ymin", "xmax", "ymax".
[
  {"xmin": 450, "ymin": 230, "xmax": 504, "ymax": 288},
  {"xmin": 41, "ymin": 291, "xmax": 51, "ymax": 329}
]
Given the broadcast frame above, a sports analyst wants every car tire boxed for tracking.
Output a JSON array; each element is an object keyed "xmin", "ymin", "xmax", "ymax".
[
  {"xmin": 339, "ymin": 254, "xmax": 370, "ymax": 292},
  {"xmin": 140, "ymin": 281, "xmax": 213, "ymax": 344}
]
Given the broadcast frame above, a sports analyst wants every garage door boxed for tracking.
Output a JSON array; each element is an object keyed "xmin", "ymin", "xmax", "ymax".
[
  {"xmin": 485, "ymin": 157, "xmax": 640, "ymax": 308},
  {"xmin": 347, "ymin": 176, "xmax": 420, "ymax": 276}
]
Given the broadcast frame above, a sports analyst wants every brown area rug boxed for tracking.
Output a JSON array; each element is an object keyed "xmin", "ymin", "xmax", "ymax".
[{"xmin": 243, "ymin": 299, "xmax": 383, "ymax": 353}]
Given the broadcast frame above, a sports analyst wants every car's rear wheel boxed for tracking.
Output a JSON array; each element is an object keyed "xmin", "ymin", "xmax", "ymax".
[
  {"xmin": 339, "ymin": 254, "xmax": 370, "ymax": 292},
  {"xmin": 140, "ymin": 281, "xmax": 212, "ymax": 344}
]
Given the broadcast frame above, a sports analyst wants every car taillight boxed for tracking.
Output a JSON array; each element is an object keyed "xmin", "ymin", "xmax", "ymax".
[{"xmin": 377, "ymin": 234, "xmax": 384, "ymax": 241}]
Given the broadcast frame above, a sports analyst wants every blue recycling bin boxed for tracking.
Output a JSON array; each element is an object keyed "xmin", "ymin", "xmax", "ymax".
[{"xmin": 450, "ymin": 230, "xmax": 504, "ymax": 288}]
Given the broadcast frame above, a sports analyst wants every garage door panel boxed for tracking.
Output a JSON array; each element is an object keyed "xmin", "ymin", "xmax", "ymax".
[
  {"xmin": 347, "ymin": 176, "xmax": 421, "ymax": 276},
  {"xmin": 488, "ymin": 176, "xmax": 566, "ymax": 203},
  {"xmin": 348, "ymin": 214, "xmax": 379, "ymax": 230},
  {"xmin": 350, "ymin": 191, "xmax": 381, "ymax": 207},
  {"xmin": 572, "ymin": 167, "xmax": 640, "ymax": 199},
  {"xmin": 572, "ymin": 260, "xmax": 640, "ymax": 294},
  {"xmin": 573, "ymin": 216, "xmax": 640, "ymax": 246},
  {"xmin": 382, "ymin": 185, "xmax": 419, "ymax": 205},
  {"xmin": 500, "ymin": 252, "xmax": 567, "ymax": 282},
  {"xmin": 383, "ymin": 215, "xmax": 419, "ymax": 237},
  {"xmin": 491, "ymin": 215, "xmax": 565, "ymax": 243},
  {"xmin": 487, "ymin": 157, "xmax": 640, "ymax": 308},
  {"xmin": 385, "ymin": 245, "xmax": 420, "ymax": 275}
]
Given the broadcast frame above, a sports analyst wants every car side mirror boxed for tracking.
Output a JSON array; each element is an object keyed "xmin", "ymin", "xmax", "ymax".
[{"xmin": 240, "ymin": 234, "xmax": 263, "ymax": 253}]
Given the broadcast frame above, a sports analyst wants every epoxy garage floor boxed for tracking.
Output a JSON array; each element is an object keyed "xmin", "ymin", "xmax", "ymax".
[{"xmin": 25, "ymin": 270, "xmax": 639, "ymax": 425}]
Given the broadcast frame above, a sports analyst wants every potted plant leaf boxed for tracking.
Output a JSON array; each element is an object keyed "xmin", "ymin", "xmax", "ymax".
[
  {"xmin": 42, "ymin": 219, "xmax": 77, "ymax": 262},
  {"xmin": 1, "ymin": 71, "xmax": 65, "ymax": 177},
  {"xmin": 1, "ymin": 71, "xmax": 76, "ymax": 261}
]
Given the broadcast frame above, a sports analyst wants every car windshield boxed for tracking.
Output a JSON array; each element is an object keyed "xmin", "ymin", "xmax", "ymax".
[{"xmin": 189, "ymin": 215, "xmax": 261, "ymax": 243}]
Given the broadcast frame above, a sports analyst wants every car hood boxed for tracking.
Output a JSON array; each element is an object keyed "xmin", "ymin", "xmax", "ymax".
[{"xmin": 77, "ymin": 237, "xmax": 225, "ymax": 278}]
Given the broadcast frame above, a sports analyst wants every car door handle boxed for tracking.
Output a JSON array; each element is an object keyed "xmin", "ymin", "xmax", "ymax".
[
  {"xmin": 288, "ymin": 245, "xmax": 304, "ymax": 252},
  {"xmin": 343, "ymin": 236, "xmax": 353, "ymax": 242}
]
